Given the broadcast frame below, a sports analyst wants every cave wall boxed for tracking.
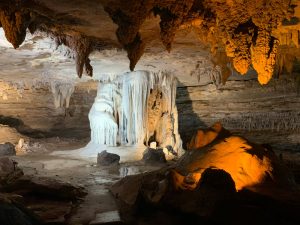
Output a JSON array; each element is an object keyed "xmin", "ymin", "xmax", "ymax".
[
  {"xmin": 177, "ymin": 76, "xmax": 300, "ymax": 151},
  {"xmin": 0, "ymin": 75, "xmax": 299, "ymax": 152},
  {"xmin": 0, "ymin": 80, "xmax": 97, "ymax": 138}
]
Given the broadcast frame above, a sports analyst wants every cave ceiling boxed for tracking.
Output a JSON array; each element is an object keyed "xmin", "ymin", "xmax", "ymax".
[{"xmin": 0, "ymin": 0, "xmax": 299, "ymax": 85}]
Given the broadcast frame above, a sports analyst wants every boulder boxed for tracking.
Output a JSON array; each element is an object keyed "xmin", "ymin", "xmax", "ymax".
[
  {"xmin": 4, "ymin": 176, "xmax": 86, "ymax": 200},
  {"xmin": 0, "ymin": 157, "xmax": 23, "ymax": 183},
  {"xmin": 2, "ymin": 176, "xmax": 86, "ymax": 224},
  {"xmin": 0, "ymin": 158, "xmax": 15, "ymax": 177},
  {"xmin": 0, "ymin": 193, "xmax": 41, "ymax": 225},
  {"xmin": 142, "ymin": 148, "xmax": 166, "ymax": 164},
  {"xmin": 177, "ymin": 135, "xmax": 295, "ymax": 190},
  {"xmin": 110, "ymin": 174, "xmax": 143, "ymax": 206},
  {"xmin": 97, "ymin": 151, "xmax": 120, "ymax": 166},
  {"xmin": 163, "ymin": 168, "xmax": 236, "ymax": 218},
  {"xmin": 110, "ymin": 126, "xmax": 299, "ymax": 225},
  {"xmin": 0, "ymin": 158, "xmax": 22, "ymax": 184},
  {"xmin": 0, "ymin": 143, "xmax": 16, "ymax": 156}
]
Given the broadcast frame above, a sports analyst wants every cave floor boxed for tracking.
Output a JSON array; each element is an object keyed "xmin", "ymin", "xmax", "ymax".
[
  {"xmin": 2, "ymin": 128, "xmax": 300, "ymax": 225},
  {"xmin": 11, "ymin": 145, "xmax": 165, "ymax": 225}
]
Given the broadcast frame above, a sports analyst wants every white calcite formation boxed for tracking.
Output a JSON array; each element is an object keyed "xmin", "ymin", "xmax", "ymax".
[
  {"xmin": 50, "ymin": 82, "xmax": 75, "ymax": 108},
  {"xmin": 89, "ymin": 82, "xmax": 120, "ymax": 146},
  {"xmin": 88, "ymin": 70, "xmax": 182, "ymax": 155}
]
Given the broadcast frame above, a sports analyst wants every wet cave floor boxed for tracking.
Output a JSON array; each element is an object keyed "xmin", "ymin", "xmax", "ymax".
[
  {"xmin": 9, "ymin": 138, "xmax": 167, "ymax": 225},
  {"xmin": 1, "ymin": 133, "xmax": 300, "ymax": 225}
]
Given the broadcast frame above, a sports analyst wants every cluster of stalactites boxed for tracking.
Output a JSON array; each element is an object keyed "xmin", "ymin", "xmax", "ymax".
[
  {"xmin": 50, "ymin": 82, "xmax": 75, "ymax": 109},
  {"xmin": 0, "ymin": 1, "xmax": 95, "ymax": 78},
  {"xmin": 52, "ymin": 33, "xmax": 93, "ymax": 78},
  {"xmin": 0, "ymin": 0, "xmax": 296, "ymax": 85},
  {"xmin": 206, "ymin": 0, "xmax": 291, "ymax": 84},
  {"xmin": 105, "ymin": 0, "xmax": 293, "ymax": 85}
]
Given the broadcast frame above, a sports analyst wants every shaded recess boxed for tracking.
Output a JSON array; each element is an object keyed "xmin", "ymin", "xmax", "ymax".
[
  {"xmin": 176, "ymin": 82, "xmax": 207, "ymax": 148},
  {"xmin": 0, "ymin": 115, "xmax": 87, "ymax": 139}
]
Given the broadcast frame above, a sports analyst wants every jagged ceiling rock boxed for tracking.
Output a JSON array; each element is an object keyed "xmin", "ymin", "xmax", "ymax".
[
  {"xmin": 0, "ymin": 0, "xmax": 299, "ymax": 84},
  {"xmin": 0, "ymin": 2, "xmax": 31, "ymax": 49}
]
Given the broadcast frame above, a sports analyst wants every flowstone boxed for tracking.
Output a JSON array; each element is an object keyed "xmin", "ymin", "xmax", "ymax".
[{"xmin": 87, "ymin": 70, "xmax": 183, "ymax": 159}]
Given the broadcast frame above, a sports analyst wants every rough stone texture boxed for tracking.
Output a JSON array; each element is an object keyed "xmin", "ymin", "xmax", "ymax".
[
  {"xmin": 52, "ymin": 33, "xmax": 94, "ymax": 78},
  {"xmin": 97, "ymin": 151, "xmax": 120, "ymax": 166},
  {"xmin": 0, "ymin": 80, "xmax": 97, "ymax": 138},
  {"xmin": 110, "ymin": 146, "xmax": 299, "ymax": 225},
  {"xmin": 187, "ymin": 122, "xmax": 231, "ymax": 150},
  {"xmin": 0, "ymin": 172, "xmax": 87, "ymax": 225},
  {"xmin": 175, "ymin": 134, "xmax": 295, "ymax": 191},
  {"xmin": 0, "ymin": 193, "xmax": 41, "ymax": 225},
  {"xmin": 3, "ymin": 176, "xmax": 86, "ymax": 201},
  {"xmin": 0, "ymin": 157, "xmax": 16, "ymax": 177},
  {"xmin": 1, "ymin": 74, "xmax": 299, "ymax": 152},
  {"xmin": 0, "ymin": 4, "xmax": 31, "ymax": 49},
  {"xmin": 0, "ymin": 142, "xmax": 15, "ymax": 156},
  {"xmin": 177, "ymin": 76, "xmax": 300, "ymax": 151},
  {"xmin": 0, "ymin": 0, "xmax": 299, "ymax": 83},
  {"xmin": 0, "ymin": 157, "xmax": 23, "ymax": 187},
  {"xmin": 142, "ymin": 147, "xmax": 166, "ymax": 164}
]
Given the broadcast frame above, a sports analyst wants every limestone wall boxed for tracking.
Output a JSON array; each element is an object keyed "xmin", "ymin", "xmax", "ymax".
[
  {"xmin": 0, "ymin": 80, "xmax": 97, "ymax": 138},
  {"xmin": 0, "ymin": 75, "xmax": 299, "ymax": 151},
  {"xmin": 177, "ymin": 77, "xmax": 300, "ymax": 150}
]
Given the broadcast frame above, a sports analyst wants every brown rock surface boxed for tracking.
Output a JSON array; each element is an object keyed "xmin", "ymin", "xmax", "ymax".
[
  {"xmin": 0, "ymin": 0, "xmax": 299, "ymax": 83},
  {"xmin": 110, "ymin": 132, "xmax": 299, "ymax": 224}
]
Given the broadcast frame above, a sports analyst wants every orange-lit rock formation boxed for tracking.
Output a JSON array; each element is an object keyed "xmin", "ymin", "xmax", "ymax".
[
  {"xmin": 175, "ymin": 124, "xmax": 294, "ymax": 191},
  {"xmin": 187, "ymin": 122, "xmax": 231, "ymax": 150},
  {"xmin": 0, "ymin": 0, "xmax": 298, "ymax": 84}
]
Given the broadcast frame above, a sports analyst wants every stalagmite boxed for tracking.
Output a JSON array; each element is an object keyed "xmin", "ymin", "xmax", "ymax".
[
  {"xmin": 87, "ymin": 70, "xmax": 182, "ymax": 158},
  {"xmin": 120, "ymin": 71, "xmax": 149, "ymax": 145},
  {"xmin": 89, "ymin": 82, "xmax": 120, "ymax": 146}
]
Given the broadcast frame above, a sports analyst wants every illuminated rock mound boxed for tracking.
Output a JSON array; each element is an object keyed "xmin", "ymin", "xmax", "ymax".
[
  {"xmin": 175, "ymin": 124, "xmax": 294, "ymax": 191},
  {"xmin": 110, "ymin": 125, "xmax": 297, "ymax": 224}
]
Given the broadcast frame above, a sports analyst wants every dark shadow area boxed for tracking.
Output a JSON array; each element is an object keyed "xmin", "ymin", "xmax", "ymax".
[
  {"xmin": 0, "ymin": 115, "xmax": 90, "ymax": 139},
  {"xmin": 176, "ymin": 82, "xmax": 207, "ymax": 148},
  {"xmin": 0, "ymin": 115, "xmax": 46, "ymax": 138},
  {"xmin": 111, "ymin": 165, "xmax": 300, "ymax": 225}
]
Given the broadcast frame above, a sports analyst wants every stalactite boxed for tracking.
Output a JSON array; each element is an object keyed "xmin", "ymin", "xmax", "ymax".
[
  {"xmin": 251, "ymin": 30, "xmax": 279, "ymax": 85},
  {"xmin": 50, "ymin": 82, "xmax": 74, "ymax": 109},
  {"xmin": 0, "ymin": 0, "xmax": 296, "ymax": 85},
  {"xmin": 54, "ymin": 34, "xmax": 93, "ymax": 78},
  {"xmin": 0, "ymin": 8, "xmax": 31, "ymax": 48}
]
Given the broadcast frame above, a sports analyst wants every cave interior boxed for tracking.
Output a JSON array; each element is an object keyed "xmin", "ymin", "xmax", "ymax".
[{"xmin": 0, "ymin": 1, "xmax": 300, "ymax": 225}]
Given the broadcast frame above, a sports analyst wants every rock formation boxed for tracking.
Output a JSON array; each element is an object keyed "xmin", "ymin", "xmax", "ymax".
[
  {"xmin": 187, "ymin": 122, "xmax": 231, "ymax": 150},
  {"xmin": 0, "ymin": 0, "xmax": 299, "ymax": 84},
  {"xmin": 176, "ymin": 134, "xmax": 294, "ymax": 190},
  {"xmin": 0, "ymin": 2, "xmax": 31, "ymax": 49},
  {"xmin": 0, "ymin": 157, "xmax": 86, "ymax": 224},
  {"xmin": 88, "ymin": 71, "xmax": 182, "ymax": 154},
  {"xmin": 110, "ymin": 127, "xmax": 298, "ymax": 224}
]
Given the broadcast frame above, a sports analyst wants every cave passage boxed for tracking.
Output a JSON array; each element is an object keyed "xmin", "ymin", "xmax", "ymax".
[{"xmin": 0, "ymin": 1, "xmax": 300, "ymax": 225}]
